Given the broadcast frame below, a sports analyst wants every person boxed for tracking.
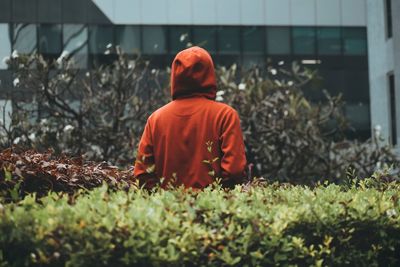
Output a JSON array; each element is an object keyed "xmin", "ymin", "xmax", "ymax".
[{"xmin": 134, "ymin": 46, "xmax": 247, "ymax": 189}]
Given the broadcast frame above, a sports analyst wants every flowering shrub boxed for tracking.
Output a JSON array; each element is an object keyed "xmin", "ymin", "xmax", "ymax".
[{"xmin": 1, "ymin": 51, "xmax": 399, "ymax": 183}]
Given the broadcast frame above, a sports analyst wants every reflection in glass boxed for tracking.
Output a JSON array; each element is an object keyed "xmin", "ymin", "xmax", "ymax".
[
  {"xmin": 39, "ymin": 24, "xmax": 62, "ymax": 55},
  {"xmin": 292, "ymin": 27, "xmax": 316, "ymax": 55},
  {"xmin": 115, "ymin": 26, "xmax": 141, "ymax": 55},
  {"xmin": 89, "ymin": 25, "xmax": 113, "ymax": 54},
  {"xmin": 0, "ymin": 24, "xmax": 11, "ymax": 69},
  {"xmin": 242, "ymin": 27, "xmax": 264, "ymax": 54},
  {"xmin": 169, "ymin": 26, "xmax": 191, "ymax": 54},
  {"xmin": 266, "ymin": 27, "xmax": 290, "ymax": 55},
  {"xmin": 142, "ymin": 26, "xmax": 166, "ymax": 54},
  {"xmin": 343, "ymin": 28, "xmax": 367, "ymax": 55},
  {"xmin": 193, "ymin": 27, "xmax": 217, "ymax": 53},
  {"xmin": 63, "ymin": 24, "xmax": 88, "ymax": 68},
  {"xmin": 218, "ymin": 27, "xmax": 240, "ymax": 54},
  {"xmin": 13, "ymin": 24, "xmax": 37, "ymax": 54},
  {"xmin": 317, "ymin": 27, "xmax": 341, "ymax": 55}
]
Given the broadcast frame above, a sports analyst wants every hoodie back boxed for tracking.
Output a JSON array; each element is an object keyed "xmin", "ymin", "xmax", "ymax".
[{"xmin": 134, "ymin": 46, "xmax": 246, "ymax": 188}]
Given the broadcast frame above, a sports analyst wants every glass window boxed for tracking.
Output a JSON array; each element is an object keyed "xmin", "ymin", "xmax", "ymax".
[
  {"xmin": 13, "ymin": 24, "xmax": 37, "ymax": 54},
  {"xmin": 292, "ymin": 27, "xmax": 316, "ymax": 55},
  {"xmin": 242, "ymin": 26, "xmax": 264, "ymax": 54},
  {"xmin": 266, "ymin": 27, "xmax": 290, "ymax": 55},
  {"xmin": 217, "ymin": 27, "xmax": 240, "ymax": 54},
  {"xmin": 38, "ymin": 0, "xmax": 61, "ymax": 23},
  {"xmin": 389, "ymin": 74, "xmax": 396, "ymax": 145},
  {"xmin": 193, "ymin": 26, "xmax": 217, "ymax": 53},
  {"xmin": 38, "ymin": 24, "xmax": 62, "ymax": 55},
  {"xmin": 169, "ymin": 26, "xmax": 191, "ymax": 54},
  {"xmin": 317, "ymin": 27, "xmax": 341, "ymax": 55},
  {"xmin": 142, "ymin": 26, "xmax": 166, "ymax": 54},
  {"xmin": 0, "ymin": 0, "xmax": 11, "ymax": 22},
  {"xmin": 63, "ymin": 24, "xmax": 88, "ymax": 68},
  {"xmin": 115, "ymin": 26, "xmax": 141, "ymax": 55},
  {"xmin": 0, "ymin": 24, "xmax": 11, "ymax": 69},
  {"xmin": 12, "ymin": 0, "xmax": 37, "ymax": 22},
  {"xmin": 88, "ymin": 25, "xmax": 113, "ymax": 54},
  {"xmin": 62, "ymin": 0, "xmax": 87, "ymax": 23},
  {"xmin": 342, "ymin": 28, "xmax": 367, "ymax": 55},
  {"xmin": 386, "ymin": 0, "xmax": 393, "ymax": 38}
]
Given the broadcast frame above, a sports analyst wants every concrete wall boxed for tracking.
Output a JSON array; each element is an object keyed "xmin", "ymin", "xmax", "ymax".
[
  {"xmin": 367, "ymin": 0, "xmax": 400, "ymax": 145},
  {"xmin": 92, "ymin": 0, "xmax": 367, "ymax": 26}
]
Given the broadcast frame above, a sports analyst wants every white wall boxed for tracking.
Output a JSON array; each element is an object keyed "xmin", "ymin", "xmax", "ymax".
[{"xmin": 92, "ymin": 0, "xmax": 367, "ymax": 26}]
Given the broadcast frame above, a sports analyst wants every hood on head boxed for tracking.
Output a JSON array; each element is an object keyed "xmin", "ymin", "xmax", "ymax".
[{"xmin": 171, "ymin": 46, "xmax": 217, "ymax": 100}]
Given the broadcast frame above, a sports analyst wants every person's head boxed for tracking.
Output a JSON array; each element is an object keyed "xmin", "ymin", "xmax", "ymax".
[{"xmin": 170, "ymin": 46, "xmax": 217, "ymax": 100}]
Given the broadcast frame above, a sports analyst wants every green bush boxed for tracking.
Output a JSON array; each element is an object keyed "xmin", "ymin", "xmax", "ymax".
[{"xmin": 1, "ymin": 180, "xmax": 400, "ymax": 267}]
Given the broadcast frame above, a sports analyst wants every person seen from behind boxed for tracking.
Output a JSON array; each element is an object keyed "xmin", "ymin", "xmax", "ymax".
[{"xmin": 134, "ymin": 46, "xmax": 247, "ymax": 189}]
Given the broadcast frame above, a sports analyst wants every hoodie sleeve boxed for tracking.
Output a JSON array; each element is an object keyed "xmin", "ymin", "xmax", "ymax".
[
  {"xmin": 219, "ymin": 109, "xmax": 247, "ymax": 184},
  {"xmin": 134, "ymin": 119, "xmax": 158, "ymax": 188}
]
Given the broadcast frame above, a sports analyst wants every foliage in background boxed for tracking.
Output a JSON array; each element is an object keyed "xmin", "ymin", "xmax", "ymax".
[
  {"xmin": 1, "ymin": 47, "xmax": 168, "ymax": 166},
  {"xmin": 1, "ymin": 180, "xmax": 400, "ymax": 267},
  {"xmin": 0, "ymin": 50, "xmax": 399, "ymax": 183},
  {"xmin": 217, "ymin": 64, "xmax": 400, "ymax": 182}
]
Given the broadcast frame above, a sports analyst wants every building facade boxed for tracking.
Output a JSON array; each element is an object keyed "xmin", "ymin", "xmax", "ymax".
[
  {"xmin": 0, "ymin": 0, "xmax": 370, "ymax": 138},
  {"xmin": 367, "ymin": 0, "xmax": 400, "ymax": 147}
]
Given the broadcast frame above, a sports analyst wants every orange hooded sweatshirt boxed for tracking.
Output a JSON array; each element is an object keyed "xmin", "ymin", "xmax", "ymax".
[{"xmin": 134, "ymin": 46, "xmax": 246, "ymax": 189}]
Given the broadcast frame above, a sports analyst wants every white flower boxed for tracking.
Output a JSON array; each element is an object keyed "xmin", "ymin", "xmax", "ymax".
[
  {"xmin": 238, "ymin": 83, "xmax": 246, "ymax": 90},
  {"xmin": 28, "ymin": 133, "xmax": 36, "ymax": 140},
  {"xmin": 270, "ymin": 68, "xmax": 277, "ymax": 75},
  {"xmin": 151, "ymin": 69, "xmax": 156, "ymax": 74},
  {"xmin": 2, "ymin": 56, "xmax": 9, "ymax": 65},
  {"xmin": 13, "ymin": 137, "xmax": 21, "ymax": 144},
  {"xmin": 216, "ymin": 90, "xmax": 225, "ymax": 96},
  {"xmin": 278, "ymin": 61, "xmax": 284, "ymax": 66},
  {"xmin": 64, "ymin": 125, "xmax": 74, "ymax": 131},
  {"xmin": 288, "ymin": 81, "xmax": 294, "ymax": 86},
  {"xmin": 11, "ymin": 50, "xmax": 19, "ymax": 58},
  {"xmin": 56, "ymin": 50, "xmax": 69, "ymax": 65},
  {"xmin": 180, "ymin": 33, "xmax": 188, "ymax": 42},
  {"xmin": 216, "ymin": 95, "xmax": 224, "ymax": 102},
  {"xmin": 106, "ymin": 43, "xmax": 113, "ymax": 49},
  {"xmin": 104, "ymin": 50, "xmax": 110, "ymax": 55},
  {"xmin": 284, "ymin": 110, "xmax": 288, "ymax": 116},
  {"xmin": 85, "ymin": 72, "xmax": 90, "ymax": 77},
  {"xmin": 13, "ymin": 78, "xmax": 20, "ymax": 87}
]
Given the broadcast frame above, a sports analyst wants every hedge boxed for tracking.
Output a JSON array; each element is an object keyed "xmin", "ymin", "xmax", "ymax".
[{"xmin": 1, "ymin": 181, "xmax": 400, "ymax": 267}]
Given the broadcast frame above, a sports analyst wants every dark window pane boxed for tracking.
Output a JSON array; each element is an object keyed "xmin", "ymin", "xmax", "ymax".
[
  {"xmin": 38, "ymin": 24, "xmax": 61, "ymax": 54},
  {"xmin": 343, "ymin": 70, "xmax": 369, "ymax": 102},
  {"xmin": 292, "ymin": 27, "xmax": 316, "ymax": 55},
  {"xmin": 13, "ymin": 23, "xmax": 37, "ymax": 54},
  {"xmin": 115, "ymin": 26, "xmax": 140, "ymax": 55},
  {"xmin": 63, "ymin": 24, "xmax": 88, "ymax": 68},
  {"xmin": 88, "ymin": 25, "xmax": 113, "ymax": 54},
  {"xmin": 169, "ymin": 26, "xmax": 191, "ymax": 54},
  {"xmin": 0, "ymin": 70, "xmax": 12, "ymax": 93},
  {"xmin": 38, "ymin": 0, "xmax": 61, "ymax": 23},
  {"xmin": 342, "ymin": 27, "xmax": 367, "ymax": 55},
  {"xmin": 0, "ymin": 24, "xmax": 11, "ymax": 69},
  {"xmin": 218, "ymin": 27, "xmax": 240, "ymax": 54},
  {"xmin": 386, "ymin": 0, "xmax": 393, "ymax": 38},
  {"xmin": 317, "ymin": 27, "xmax": 341, "ymax": 55},
  {"xmin": 142, "ymin": 26, "xmax": 166, "ymax": 54},
  {"xmin": 0, "ymin": 0, "xmax": 11, "ymax": 22},
  {"xmin": 62, "ymin": 0, "xmax": 87, "ymax": 23},
  {"xmin": 243, "ymin": 26, "xmax": 264, "ymax": 54},
  {"xmin": 266, "ymin": 27, "xmax": 290, "ymax": 55},
  {"xmin": 12, "ymin": 0, "xmax": 37, "ymax": 22},
  {"xmin": 389, "ymin": 74, "xmax": 396, "ymax": 145},
  {"xmin": 193, "ymin": 26, "xmax": 217, "ymax": 53}
]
